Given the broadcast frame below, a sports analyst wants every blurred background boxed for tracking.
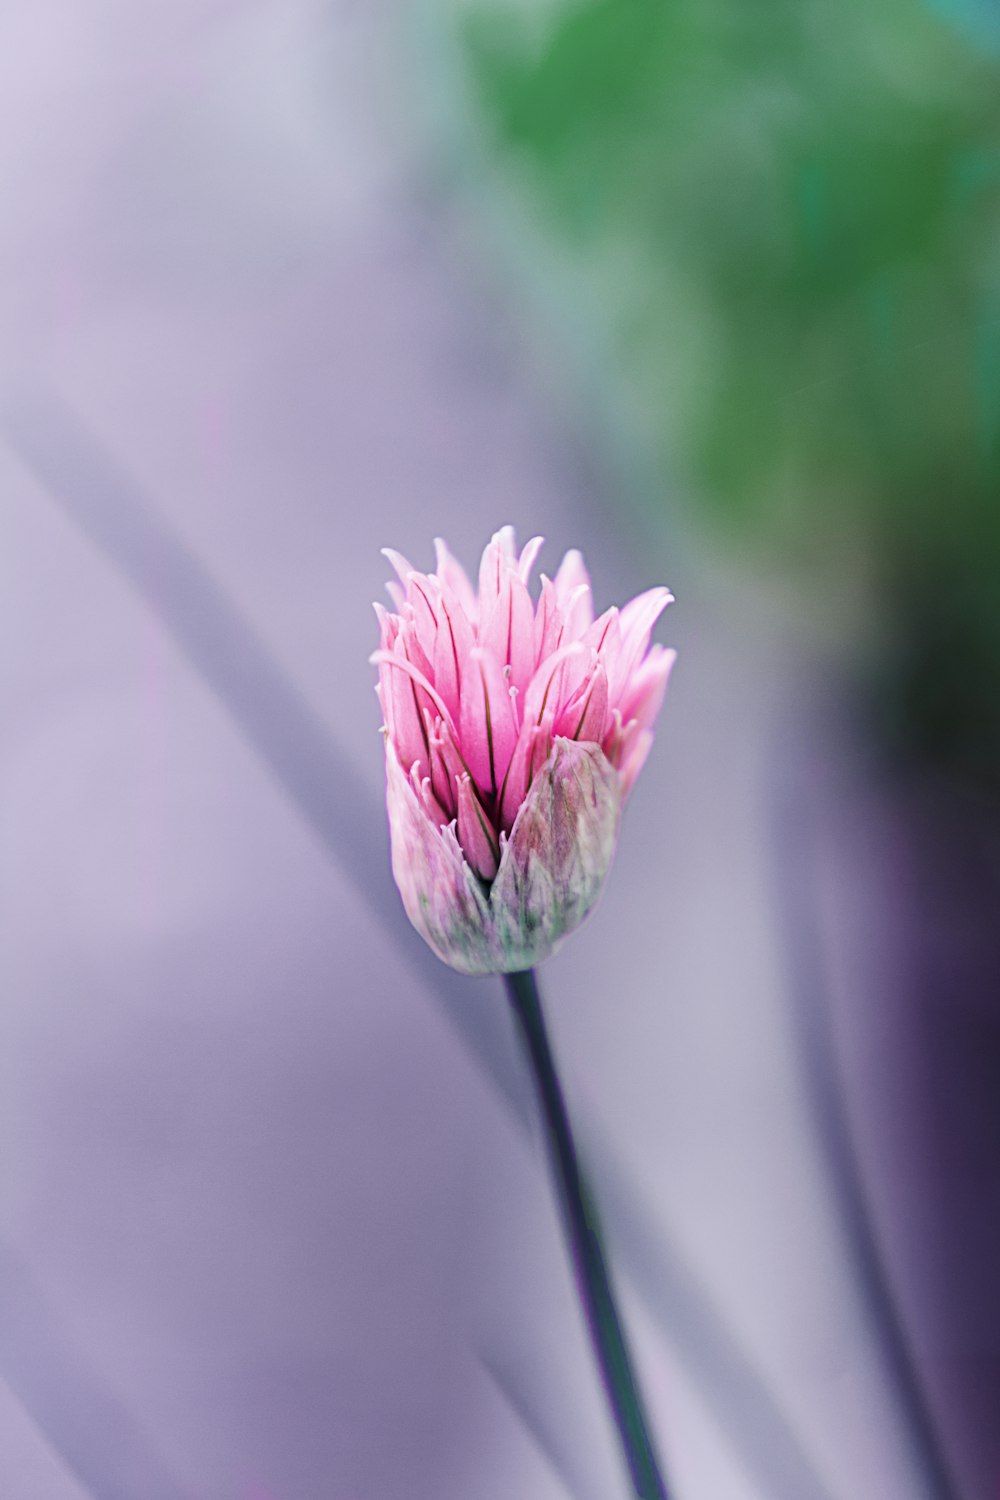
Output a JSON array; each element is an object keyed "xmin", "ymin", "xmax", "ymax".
[{"xmin": 1, "ymin": 2, "xmax": 998, "ymax": 1498}]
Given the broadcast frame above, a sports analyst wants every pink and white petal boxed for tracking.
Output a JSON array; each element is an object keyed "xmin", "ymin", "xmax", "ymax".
[
  {"xmin": 404, "ymin": 570, "xmax": 440, "ymax": 647},
  {"xmin": 533, "ymin": 575, "xmax": 564, "ymax": 667},
  {"xmin": 618, "ymin": 585, "xmax": 673, "ymax": 639},
  {"xmin": 433, "ymin": 537, "xmax": 478, "ymax": 622},
  {"xmin": 564, "ymin": 610, "xmax": 617, "ymax": 704},
  {"xmin": 553, "ymin": 548, "xmax": 592, "ymax": 619},
  {"xmin": 561, "ymin": 582, "xmax": 594, "ymax": 641},
  {"xmin": 618, "ymin": 726, "xmax": 655, "ymax": 799},
  {"xmin": 398, "ymin": 616, "xmax": 434, "ymax": 683},
  {"xmin": 410, "ymin": 762, "xmax": 450, "ymax": 828},
  {"xmin": 602, "ymin": 705, "xmax": 625, "ymax": 766},
  {"xmin": 507, "ymin": 571, "xmax": 537, "ymax": 694},
  {"xmin": 384, "ymin": 739, "xmax": 494, "ymax": 973},
  {"xmin": 371, "ymin": 650, "xmax": 455, "ymax": 737},
  {"xmin": 517, "ymin": 535, "xmax": 545, "ymax": 586},
  {"xmin": 381, "ymin": 546, "xmax": 416, "ymax": 586},
  {"xmin": 584, "ymin": 606, "xmax": 621, "ymax": 658},
  {"xmin": 615, "ymin": 587, "xmax": 673, "ymax": 695},
  {"xmin": 619, "ymin": 645, "xmax": 676, "ymax": 731},
  {"xmin": 372, "ymin": 600, "xmax": 398, "ymax": 652},
  {"xmin": 478, "ymin": 566, "xmax": 512, "ymax": 670},
  {"xmin": 381, "ymin": 655, "xmax": 429, "ymax": 777}
]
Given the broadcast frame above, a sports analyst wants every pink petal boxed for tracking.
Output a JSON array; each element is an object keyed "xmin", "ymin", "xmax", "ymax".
[
  {"xmin": 381, "ymin": 548, "xmax": 424, "ymax": 616},
  {"xmin": 518, "ymin": 534, "xmax": 545, "ymax": 586},
  {"xmin": 456, "ymin": 774, "xmax": 500, "ymax": 880},
  {"xmin": 563, "ymin": 583, "xmax": 594, "ymax": 641},
  {"xmin": 477, "ymin": 528, "xmax": 516, "ymax": 627},
  {"xmin": 372, "ymin": 600, "xmax": 397, "ymax": 651},
  {"xmin": 618, "ymin": 726, "xmax": 655, "ymax": 798},
  {"xmin": 370, "ymin": 649, "xmax": 455, "ymax": 737},
  {"xmin": 499, "ymin": 714, "xmax": 552, "ymax": 832},
  {"xmin": 619, "ymin": 584, "xmax": 674, "ymax": 641},
  {"xmin": 425, "ymin": 713, "xmax": 458, "ymax": 819},
  {"xmin": 533, "ymin": 575, "xmax": 564, "ymax": 667},
  {"xmin": 554, "ymin": 547, "xmax": 591, "ymax": 604},
  {"xmin": 614, "ymin": 587, "xmax": 673, "ymax": 700},
  {"xmin": 404, "ymin": 570, "xmax": 440, "ymax": 646},
  {"xmin": 438, "ymin": 588, "xmax": 475, "ymax": 711},
  {"xmin": 397, "ymin": 616, "xmax": 433, "ymax": 683},
  {"xmin": 507, "ymin": 571, "xmax": 537, "ymax": 694},
  {"xmin": 433, "ymin": 537, "xmax": 478, "ymax": 623},
  {"xmin": 562, "ymin": 609, "xmax": 618, "ymax": 705},
  {"xmin": 479, "ymin": 566, "xmax": 536, "ymax": 694},
  {"xmin": 459, "ymin": 646, "xmax": 519, "ymax": 799},
  {"xmin": 522, "ymin": 642, "xmax": 584, "ymax": 729},
  {"xmin": 618, "ymin": 645, "xmax": 676, "ymax": 731},
  {"xmin": 375, "ymin": 654, "xmax": 427, "ymax": 775},
  {"xmin": 383, "ymin": 739, "xmax": 493, "ymax": 971},
  {"xmin": 558, "ymin": 661, "xmax": 609, "ymax": 744}
]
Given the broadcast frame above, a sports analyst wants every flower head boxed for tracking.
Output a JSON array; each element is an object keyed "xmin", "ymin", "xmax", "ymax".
[{"xmin": 372, "ymin": 527, "xmax": 674, "ymax": 973}]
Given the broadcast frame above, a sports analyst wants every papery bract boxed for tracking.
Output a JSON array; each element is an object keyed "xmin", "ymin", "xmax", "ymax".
[{"xmin": 372, "ymin": 527, "xmax": 674, "ymax": 973}]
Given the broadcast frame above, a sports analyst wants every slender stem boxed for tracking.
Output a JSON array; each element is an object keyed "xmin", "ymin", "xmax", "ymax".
[{"xmin": 504, "ymin": 968, "xmax": 670, "ymax": 1500}]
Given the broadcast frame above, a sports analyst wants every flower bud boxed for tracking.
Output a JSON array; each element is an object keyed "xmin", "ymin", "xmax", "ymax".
[
  {"xmin": 386, "ymin": 734, "xmax": 621, "ymax": 974},
  {"xmin": 372, "ymin": 529, "xmax": 673, "ymax": 973}
]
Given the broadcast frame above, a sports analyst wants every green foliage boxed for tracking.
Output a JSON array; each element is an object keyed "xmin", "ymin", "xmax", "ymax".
[{"xmin": 462, "ymin": 0, "xmax": 1000, "ymax": 779}]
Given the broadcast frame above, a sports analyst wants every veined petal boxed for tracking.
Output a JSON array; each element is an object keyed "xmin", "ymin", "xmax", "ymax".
[
  {"xmin": 425, "ymin": 712, "xmax": 457, "ymax": 819},
  {"xmin": 507, "ymin": 570, "xmax": 537, "ymax": 694},
  {"xmin": 477, "ymin": 527, "xmax": 517, "ymax": 626},
  {"xmin": 376, "ymin": 530, "xmax": 674, "ymax": 973},
  {"xmin": 456, "ymin": 774, "xmax": 500, "ymax": 880},
  {"xmin": 558, "ymin": 661, "xmax": 609, "ymax": 744},
  {"xmin": 459, "ymin": 646, "xmax": 518, "ymax": 798},
  {"xmin": 478, "ymin": 565, "xmax": 512, "ymax": 670},
  {"xmin": 404, "ymin": 570, "xmax": 440, "ymax": 647},
  {"xmin": 397, "ymin": 616, "xmax": 433, "ymax": 683},
  {"xmin": 371, "ymin": 650, "xmax": 455, "ymax": 739},
  {"xmin": 522, "ymin": 642, "xmax": 584, "ymax": 729},
  {"xmin": 479, "ymin": 566, "xmax": 536, "ymax": 694},
  {"xmin": 376, "ymin": 653, "xmax": 427, "ymax": 776},
  {"xmin": 533, "ymin": 575, "xmax": 564, "ymax": 668},
  {"xmin": 498, "ymin": 715, "xmax": 553, "ymax": 833},
  {"xmin": 433, "ymin": 587, "xmax": 474, "ymax": 719}
]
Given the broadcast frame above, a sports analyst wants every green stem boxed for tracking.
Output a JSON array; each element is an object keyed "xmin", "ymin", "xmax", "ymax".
[{"xmin": 503, "ymin": 968, "xmax": 670, "ymax": 1500}]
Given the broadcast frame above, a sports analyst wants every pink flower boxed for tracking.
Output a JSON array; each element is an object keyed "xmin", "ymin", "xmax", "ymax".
[{"xmin": 372, "ymin": 528, "xmax": 674, "ymax": 973}]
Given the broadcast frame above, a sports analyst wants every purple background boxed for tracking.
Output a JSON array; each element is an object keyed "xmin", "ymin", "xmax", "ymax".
[{"xmin": 1, "ymin": 4, "xmax": 995, "ymax": 1499}]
